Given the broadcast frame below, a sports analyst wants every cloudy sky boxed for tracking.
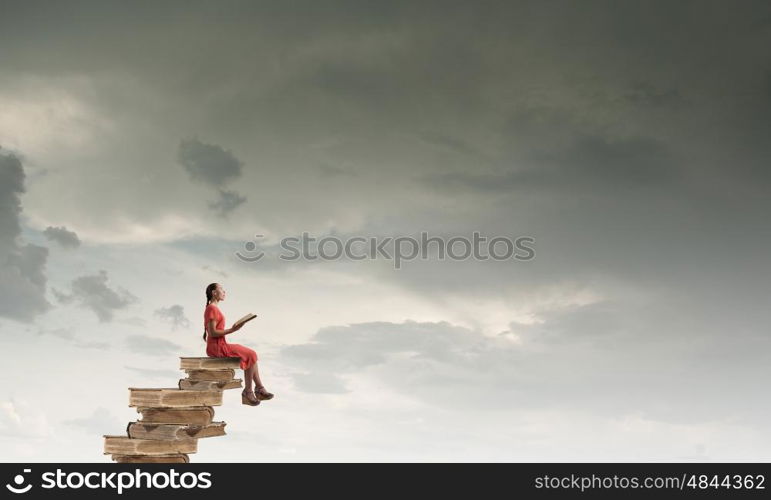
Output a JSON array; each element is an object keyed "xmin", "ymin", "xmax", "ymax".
[{"xmin": 1, "ymin": 0, "xmax": 770, "ymax": 462}]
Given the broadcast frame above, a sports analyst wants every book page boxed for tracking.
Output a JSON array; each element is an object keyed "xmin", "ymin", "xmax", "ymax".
[{"xmin": 234, "ymin": 313, "xmax": 256, "ymax": 327}]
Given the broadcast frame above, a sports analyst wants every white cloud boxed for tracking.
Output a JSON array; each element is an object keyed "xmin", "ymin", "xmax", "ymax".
[
  {"xmin": 0, "ymin": 75, "xmax": 115, "ymax": 158},
  {"xmin": 0, "ymin": 399, "xmax": 54, "ymax": 438},
  {"xmin": 62, "ymin": 406, "xmax": 124, "ymax": 436}
]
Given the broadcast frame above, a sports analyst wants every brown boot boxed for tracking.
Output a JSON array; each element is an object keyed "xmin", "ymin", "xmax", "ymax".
[
  {"xmin": 255, "ymin": 386, "xmax": 274, "ymax": 400},
  {"xmin": 241, "ymin": 389, "xmax": 260, "ymax": 406}
]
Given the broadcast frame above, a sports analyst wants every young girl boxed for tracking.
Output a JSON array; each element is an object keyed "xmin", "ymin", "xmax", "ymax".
[{"xmin": 203, "ymin": 282, "xmax": 274, "ymax": 406}]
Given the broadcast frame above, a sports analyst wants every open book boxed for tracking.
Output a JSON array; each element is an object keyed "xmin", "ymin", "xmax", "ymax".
[{"xmin": 233, "ymin": 313, "xmax": 257, "ymax": 328}]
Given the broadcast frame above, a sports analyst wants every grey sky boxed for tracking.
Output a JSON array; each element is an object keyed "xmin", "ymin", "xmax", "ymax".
[{"xmin": 0, "ymin": 1, "xmax": 769, "ymax": 461}]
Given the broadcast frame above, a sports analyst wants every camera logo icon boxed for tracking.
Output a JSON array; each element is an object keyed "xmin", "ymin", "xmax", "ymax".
[
  {"xmin": 235, "ymin": 234, "xmax": 265, "ymax": 262},
  {"xmin": 6, "ymin": 469, "xmax": 32, "ymax": 494}
]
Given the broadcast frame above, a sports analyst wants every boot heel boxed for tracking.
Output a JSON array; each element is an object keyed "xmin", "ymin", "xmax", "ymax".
[{"xmin": 242, "ymin": 390, "xmax": 260, "ymax": 406}]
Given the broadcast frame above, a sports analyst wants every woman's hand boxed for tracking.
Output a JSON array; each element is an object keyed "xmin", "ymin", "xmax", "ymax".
[{"xmin": 222, "ymin": 324, "xmax": 242, "ymax": 335}]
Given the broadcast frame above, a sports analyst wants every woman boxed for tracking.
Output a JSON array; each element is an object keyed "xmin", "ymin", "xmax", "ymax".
[{"xmin": 203, "ymin": 282, "xmax": 274, "ymax": 406}]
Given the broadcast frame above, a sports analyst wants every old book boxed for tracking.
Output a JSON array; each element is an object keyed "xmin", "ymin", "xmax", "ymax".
[
  {"xmin": 233, "ymin": 313, "xmax": 256, "ymax": 327},
  {"xmin": 103, "ymin": 435, "xmax": 197, "ymax": 455},
  {"xmin": 112, "ymin": 454, "xmax": 189, "ymax": 463},
  {"xmin": 179, "ymin": 378, "xmax": 243, "ymax": 391},
  {"xmin": 127, "ymin": 421, "xmax": 226, "ymax": 440},
  {"xmin": 180, "ymin": 357, "xmax": 241, "ymax": 370},
  {"xmin": 128, "ymin": 388, "xmax": 222, "ymax": 408},
  {"xmin": 136, "ymin": 406, "xmax": 215, "ymax": 425},
  {"xmin": 185, "ymin": 369, "xmax": 235, "ymax": 382}
]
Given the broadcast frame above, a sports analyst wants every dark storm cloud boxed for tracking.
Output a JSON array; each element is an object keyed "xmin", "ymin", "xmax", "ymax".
[
  {"xmin": 208, "ymin": 188, "xmax": 246, "ymax": 217},
  {"xmin": 7, "ymin": 0, "xmax": 753, "ymax": 361},
  {"xmin": 420, "ymin": 92, "xmax": 684, "ymax": 196},
  {"xmin": 422, "ymin": 133, "xmax": 678, "ymax": 194},
  {"xmin": 317, "ymin": 163, "xmax": 359, "ymax": 178},
  {"xmin": 0, "ymin": 149, "xmax": 24, "ymax": 249},
  {"xmin": 418, "ymin": 132, "xmax": 493, "ymax": 163},
  {"xmin": 52, "ymin": 270, "xmax": 137, "ymax": 322},
  {"xmin": 153, "ymin": 304, "xmax": 190, "ymax": 330},
  {"xmin": 43, "ymin": 225, "xmax": 80, "ymax": 248},
  {"xmin": 177, "ymin": 138, "xmax": 247, "ymax": 216},
  {"xmin": 177, "ymin": 138, "xmax": 243, "ymax": 187},
  {"xmin": 0, "ymin": 148, "xmax": 51, "ymax": 322},
  {"xmin": 622, "ymin": 82, "xmax": 684, "ymax": 108},
  {"xmin": 1, "ymin": 1, "xmax": 767, "ymax": 227}
]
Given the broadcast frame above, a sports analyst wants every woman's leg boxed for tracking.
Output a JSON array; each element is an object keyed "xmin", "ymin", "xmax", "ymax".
[
  {"xmin": 251, "ymin": 362, "xmax": 274, "ymax": 399},
  {"xmin": 227, "ymin": 344, "xmax": 258, "ymax": 393},
  {"xmin": 251, "ymin": 361, "xmax": 264, "ymax": 389},
  {"xmin": 244, "ymin": 364, "xmax": 255, "ymax": 392}
]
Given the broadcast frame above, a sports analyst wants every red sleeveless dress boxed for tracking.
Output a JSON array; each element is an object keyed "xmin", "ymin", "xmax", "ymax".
[{"xmin": 204, "ymin": 303, "xmax": 258, "ymax": 369}]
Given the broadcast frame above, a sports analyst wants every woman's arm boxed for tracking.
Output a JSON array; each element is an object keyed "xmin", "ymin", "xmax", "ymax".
[{"xmin": 207, "ymin": 319, "xmax": 243, "ymax": 338}]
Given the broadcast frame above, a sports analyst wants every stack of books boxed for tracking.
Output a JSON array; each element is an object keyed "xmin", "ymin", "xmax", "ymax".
[{"xmin": 103, "ymin": 356, "xmax": 243, "ymax": 463}]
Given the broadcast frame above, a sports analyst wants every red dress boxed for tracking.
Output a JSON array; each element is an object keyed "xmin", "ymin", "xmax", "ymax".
[{"xmin": 204, "ymin": 303, "xmax": 258, "ymax": 369}]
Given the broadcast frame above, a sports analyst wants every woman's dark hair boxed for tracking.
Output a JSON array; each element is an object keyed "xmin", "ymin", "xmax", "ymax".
[{"xmin": 203, "ymin": 282, "xmax": 218, "ymax": 341}]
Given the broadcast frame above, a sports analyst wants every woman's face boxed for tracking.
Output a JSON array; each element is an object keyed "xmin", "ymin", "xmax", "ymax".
[{"xmin": 214, "ymin": 284, "xmax": 226, "ymax": 301}]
